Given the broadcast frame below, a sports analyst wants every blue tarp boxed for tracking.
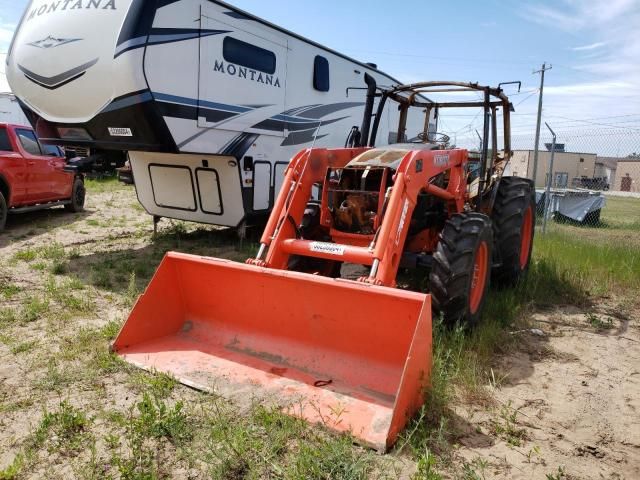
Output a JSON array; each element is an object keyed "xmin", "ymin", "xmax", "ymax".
[{"xmin": 535, "ymin": 189, "xmax": 605, "ymax": 223}]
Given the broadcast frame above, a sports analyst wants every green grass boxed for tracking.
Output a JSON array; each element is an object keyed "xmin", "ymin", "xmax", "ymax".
[
  {"xmin": 545, "ymin": 466, "xmax": 567, "ymax": 480},
  {"xmin": 0, "ymin": 307, "xmax": 17, "ymax": 327},
  {"xmin": 202, "ymin": 401, "xmax": 382, "ymax": 480},
  {"xmin": 31, "ymin": 401, "xmax": 91, "ymax": 454},
  {"xmin": 10, "ymin": 340, "xmax": 38, "ymax": 355},
  {"xmin": 534, "ymin": 230, "xmax": 640, "ymax": 294},
  {"xmin": 13, "ymin": 249, "xmax": 38, "ymax": 262},
  {"xmin": 40, "ymin": 243, "xmax": 66, "ymax": 261},
  {"xmin": 36, "ymin": 363, "xmax": 73, "ymax": 392},
  {"xmin": 106, "ymin": 392, "xmax": 191, "ymax": 479},
  {"xmin": 0, "ymin": 455, "xmax": 23, "ymax": 480},
  {"xmin": 49, "ymin": 259, "xmax": 69, "ymax": 275},
  {"xmin": 14, "ymin": 243, "xmax": 67, "ymax": 264},
  {"xmin": 84, "ymin": 175, "xmax": 122, "ymax": 193},
  {"xmin": 585, "ymin": 312, "xmax": 614, "ymax": 330},
  {"xmin": 129, "ymin": 371, "xmax": 177, "ymax": 399},
  {"xmin": 55, "ymin": 325, "xmax": 126, "ymax": 381},
  {"xmin": 547, "ymin": 196, "xmax": 640, "ymax": 248},
  {"xmin": 19, "ymin": 297, "xmax": 50, "ymax": 323},
  {"xmin": 490, "ymin": 402, "xmax": 528, "ymax": 447},
  {"xmin": 45, "ymin": 276, "xmax": 94, "ymax": 314},
  {"xmin": 0, "ymin": 280, "xmax": 21, "ymax": 299},
  {"xmin": 601, "ymin": 196, "xmax": 640, "ymax": 230}
]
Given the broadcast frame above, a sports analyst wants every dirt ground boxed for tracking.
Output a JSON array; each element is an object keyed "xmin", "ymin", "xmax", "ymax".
[
  {"xmin": 450, "ymin": 305, "xmax": 640, "ymax": 479},
  {"xmin": 0, "ymin": 181, "xmax": 638, "ymax": 479}
]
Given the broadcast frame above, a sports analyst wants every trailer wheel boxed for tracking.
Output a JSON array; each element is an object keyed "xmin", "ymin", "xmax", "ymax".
[
  {"xmin": 65, "ymin": 177, "xmax": 86, "ymax": 213},
  {"xmin": 429, "ymin": 213, "xmax": 493, "ymax": 327},
  {"xmin": 0, "ymin": 191, "xmax": 7, "ymax": 231},
  {"xmin": 491, "ymin": 177, "xmax": 535, "ymax": 286}
]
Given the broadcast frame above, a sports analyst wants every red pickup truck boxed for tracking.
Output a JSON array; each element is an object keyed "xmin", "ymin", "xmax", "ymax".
[{"xmin": 0, "ymin": 123, "xmax": 85, "ymax": 231}]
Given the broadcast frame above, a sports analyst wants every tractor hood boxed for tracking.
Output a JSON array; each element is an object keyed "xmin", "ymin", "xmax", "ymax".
[{"xmin": 348, "ymin": 144, "xmax": 439, "ymax": 169}]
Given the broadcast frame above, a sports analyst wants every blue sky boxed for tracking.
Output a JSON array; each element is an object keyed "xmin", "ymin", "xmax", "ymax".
[{"xmin": 1, "ymin": 0, "xmax": 639, "ymax": 153}]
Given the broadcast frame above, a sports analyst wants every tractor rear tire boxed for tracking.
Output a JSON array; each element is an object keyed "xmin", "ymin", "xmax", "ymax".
[
  {"xmin": 429, "ymin": 213, "xmax": 493, "ymax": 327},
  {"xmin": 491, "ymin": 177, "xmax": 535, "ymax": 286}
]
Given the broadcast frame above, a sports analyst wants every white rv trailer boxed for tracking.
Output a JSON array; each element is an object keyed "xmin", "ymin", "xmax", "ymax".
[{"xmin": 6, "ymin": 0, "xmax": 431, "ymax": 228}]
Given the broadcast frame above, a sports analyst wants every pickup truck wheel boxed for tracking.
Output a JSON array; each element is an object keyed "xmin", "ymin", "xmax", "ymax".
[
  {"xmin": 0, "ymin": 191, "xmax": 7, "ymax": 231},
  {"xmin": 65, "ymin": 178, "xmax": 86, "ymax": 213}
]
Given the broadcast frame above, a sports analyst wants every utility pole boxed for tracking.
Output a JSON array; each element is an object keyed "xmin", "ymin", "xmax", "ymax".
[{"xmin": 532, "ymin": 63, "xmax": 552, "ymax": 186}]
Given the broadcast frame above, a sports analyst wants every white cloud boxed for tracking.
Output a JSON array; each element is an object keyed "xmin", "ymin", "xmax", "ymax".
[
  {"xmin": 570, "ymin": 42, "xmax": 606, "ymax": 51},
  {"xmin": 0, "ymin": 20, "xmax": 16, "ymax": 94},
  {"xmin": 0, "ymin": 53, "xmax": 9, "ymax": 93},
  {"xmin": 520, "ymin": 4, "xmax": 583, "ymax": 31},
  {"xmin": 0, "ymin": 20, "xmax": 16, "ymax": 45},
  {"xmin": 0, "ymin": 17, "xmax": 16, "ymax": 92},
  {"xmin": 516, "ymin": 0, "xmax": 640, "ymax": 151},
  {"xmin": 544, "ymin": 80, "xmax": 635, "ymax": 97},
  {"xmin": 521, "ymin": 0, "xmax": 637, "ymax": 31}
]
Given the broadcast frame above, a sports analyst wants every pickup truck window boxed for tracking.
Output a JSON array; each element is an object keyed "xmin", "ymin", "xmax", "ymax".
[
  {"xmin": 0, "ymin": 128, "xmax": 12, "ymax": 152},
  {"xmin": 42, "ymin": 144, "xmax": 62, "ymax": 156},
  {"xmin": 16, "ymin": 128, "xmax": 42, "ymax": 155}
]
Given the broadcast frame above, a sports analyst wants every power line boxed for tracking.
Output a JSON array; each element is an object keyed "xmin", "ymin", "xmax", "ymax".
[
  {"xmin": 509, "ymin": 117, "xmax": 640, "ymax": 131},
  {"xmin": 506, "ymin": 89, "xmax": 540, "ymax": 97},
  {"xmin": 341, "ymin": 48, "xmax": 535, "ymax": 66},
  {"xmin": 514, "ymin": 89, "xmax": 540, "ymax": 107}
]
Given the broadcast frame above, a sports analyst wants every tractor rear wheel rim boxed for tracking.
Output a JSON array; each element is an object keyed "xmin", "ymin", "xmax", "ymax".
[
  {"xmin": 469, "ymin": 241, "xmax": 488, "ymax": 314},
  {"xmin": 520, "ymin": 206, "xmax": 533, "ymax": 269}
]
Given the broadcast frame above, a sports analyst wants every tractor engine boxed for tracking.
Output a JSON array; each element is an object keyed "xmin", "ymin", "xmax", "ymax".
[{"xmin": 327, "ymin": 166, "xmax": 390, "ymax": 235}]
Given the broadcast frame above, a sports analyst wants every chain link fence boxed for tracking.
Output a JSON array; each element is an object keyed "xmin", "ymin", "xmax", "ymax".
[
  {"xmin": 514, "ymin": 128, "xmax": 639, "ymax": 233},
  {"xmin": 454, "ymin": 127, "xmax": 640, "ymax": 232}
]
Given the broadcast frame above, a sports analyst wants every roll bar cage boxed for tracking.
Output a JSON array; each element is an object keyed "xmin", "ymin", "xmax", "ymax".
[{"xmin": 358, "ymin": 75, "xmax": 515, "ymax": 209}]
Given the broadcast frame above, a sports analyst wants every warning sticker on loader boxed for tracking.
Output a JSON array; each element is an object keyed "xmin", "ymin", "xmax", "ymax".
[{"xmin": 310, "ymin": 242, "xmax": 345, "ymax": 256}]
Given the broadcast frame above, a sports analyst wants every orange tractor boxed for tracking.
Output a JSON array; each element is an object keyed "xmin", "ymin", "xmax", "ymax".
[{"xmin": 112, "ymin": 79, "xmax": 535, "ymax": 451}]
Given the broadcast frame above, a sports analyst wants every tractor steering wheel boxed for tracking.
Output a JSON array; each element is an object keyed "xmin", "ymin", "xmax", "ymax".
[{"xmin": 412, "ymin": 132, "xmax": 451, "ymax": 147}]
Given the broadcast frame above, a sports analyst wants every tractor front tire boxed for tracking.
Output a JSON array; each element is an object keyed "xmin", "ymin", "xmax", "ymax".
[
  {"xmin": 491, "ymin": 177, "xmax": 535, "ymax": 286},
  {"xmin": 429, "ymin": 213, "xmax": 493, "ymax": 327}
]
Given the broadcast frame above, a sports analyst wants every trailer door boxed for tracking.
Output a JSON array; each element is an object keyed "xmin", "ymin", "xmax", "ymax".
[{"xmin": 198, "ymin": 14, "xmax": 287, "ymax": 136}]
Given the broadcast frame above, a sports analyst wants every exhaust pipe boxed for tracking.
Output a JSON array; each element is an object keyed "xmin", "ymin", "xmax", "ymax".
[{"xmin": 359, "ymin": 73, "xmax": 377, "ymax": 148}]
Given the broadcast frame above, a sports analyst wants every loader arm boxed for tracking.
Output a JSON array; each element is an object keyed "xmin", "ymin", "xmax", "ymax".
[
  {"xmin": 250, "ymin": 147, "xmax": 369, "ymax": 269},
  {"xmin": 251, "ymin": 146, "xmax": 469, "ymax": 287}
]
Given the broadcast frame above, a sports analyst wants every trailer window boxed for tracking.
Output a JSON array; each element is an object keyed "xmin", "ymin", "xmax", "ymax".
[
  {"xmin": 223, "ymin": 37, "xmax": 276, "ymax": 75},
  {"xmin": 313, "ymin": 55, "xmax": 330, "ymax": 92},
  {"xmin": 0, "ymin": 128, "xmax": 12, "ymax": 152},
  {"xmin": 16, "ymin": 129, "xmax": 42, "ymax": 155}
]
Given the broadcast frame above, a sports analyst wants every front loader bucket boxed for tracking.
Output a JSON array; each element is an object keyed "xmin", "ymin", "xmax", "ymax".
[{"xmin": 113, "ymin": 252, "xmax": 432, "ymax": 451}]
